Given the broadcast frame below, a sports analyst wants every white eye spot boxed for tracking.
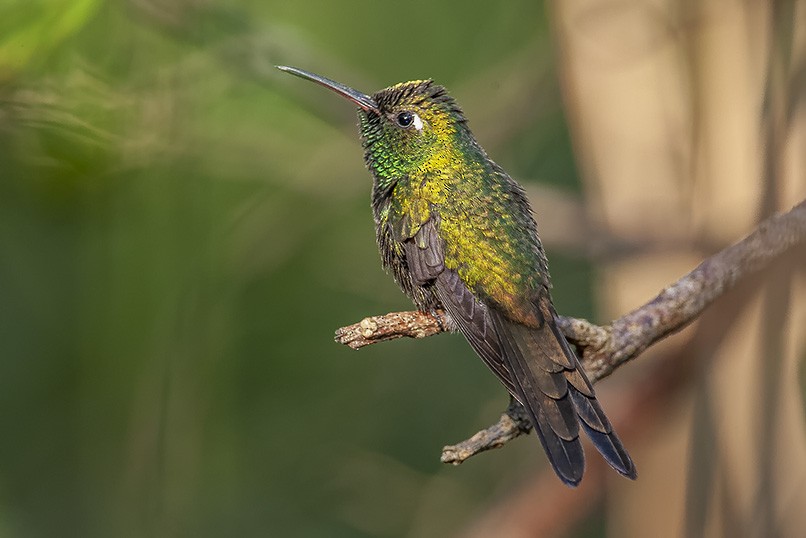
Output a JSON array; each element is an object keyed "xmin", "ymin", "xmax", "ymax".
[{"xmin": 412, "ymin": 113, "xmax": 424, "ymax": 131}]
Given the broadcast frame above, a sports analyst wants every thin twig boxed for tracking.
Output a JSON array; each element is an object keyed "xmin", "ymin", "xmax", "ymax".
[{"xmin": 334, "ymin": 199, "xmax": 806, "ymax": 463}]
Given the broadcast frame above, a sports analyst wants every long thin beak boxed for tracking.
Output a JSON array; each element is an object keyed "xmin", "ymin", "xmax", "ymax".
[{"xmin": 276, "ymin": 66, "xmax": 379, "ymax": 113}]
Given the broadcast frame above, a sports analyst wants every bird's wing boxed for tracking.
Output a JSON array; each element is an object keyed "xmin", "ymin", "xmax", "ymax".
[
  {"xmin": 403, "ymin": 218, "xmax": 635, "ymax": 486},
  {"xmin": 402, "ymin": 219, "xmax": 516, "ymax": 395}
]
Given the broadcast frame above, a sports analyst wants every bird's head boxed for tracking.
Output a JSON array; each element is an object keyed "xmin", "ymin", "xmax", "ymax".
[{"xmin": 277, "ymin": 66, "xmax": 468, "ymax": 184}]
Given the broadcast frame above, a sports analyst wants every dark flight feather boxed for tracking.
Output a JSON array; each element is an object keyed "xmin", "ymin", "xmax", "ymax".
[{"xmin": 399, "ymin": 219, "xmax": 635, "ymax": 486}]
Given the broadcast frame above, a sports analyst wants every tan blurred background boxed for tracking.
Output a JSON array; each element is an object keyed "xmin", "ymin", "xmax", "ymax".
[{"xmin": 0, "ymin": 0, "xmax": 803, "ymax": 537}]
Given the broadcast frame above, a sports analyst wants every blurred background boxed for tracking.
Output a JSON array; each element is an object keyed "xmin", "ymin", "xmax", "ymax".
[{"xmin": 0, "ymin": 0, "xmax": 804, "ymax": 536}]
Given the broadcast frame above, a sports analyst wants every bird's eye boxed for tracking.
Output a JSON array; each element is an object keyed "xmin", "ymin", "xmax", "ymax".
[
  {"xmin": 396, "ymin": 111, "xmax": 414, "ymax": 127},
  {"xmin": 395, "ymin": 111, "xmax": 424, "ymax": 131}
]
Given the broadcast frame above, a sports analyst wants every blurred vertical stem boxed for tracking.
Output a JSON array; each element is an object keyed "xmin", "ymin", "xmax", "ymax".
[{"xmin": 753, "ymin": 1, "xmax": 797, "ymax": 534}]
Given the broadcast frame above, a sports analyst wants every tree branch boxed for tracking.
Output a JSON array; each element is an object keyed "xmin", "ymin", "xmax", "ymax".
[{"xmin": 334, "ymin": 199, "xmax": 806, "ymax": 463}]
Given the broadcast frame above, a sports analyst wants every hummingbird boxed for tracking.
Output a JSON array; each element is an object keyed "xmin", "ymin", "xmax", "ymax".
[{"xmin": 277, "ymin": 65, "xmax": 636, "ymax": 486}]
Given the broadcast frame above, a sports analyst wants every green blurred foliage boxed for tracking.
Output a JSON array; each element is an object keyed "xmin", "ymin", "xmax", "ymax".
[{"xmin": 0, "ymin": 1, "xmax": 590, "ymax": 536}]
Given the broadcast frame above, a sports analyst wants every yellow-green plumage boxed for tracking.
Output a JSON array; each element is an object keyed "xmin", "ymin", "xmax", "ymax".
[
  {"xmin": 362, "ymin": 80, "xmax": 548, "ymax": 323},
  {"xmin": 277, "ymin": 66, "xmax": 636, "ymax": 487},
  {"xmin": 385, "ymin": 146, "xmax": 543, "ymax": 322}
]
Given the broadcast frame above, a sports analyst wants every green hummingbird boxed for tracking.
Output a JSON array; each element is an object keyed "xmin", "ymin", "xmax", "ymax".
[{"xmin": 278, "ymin": 65, "xmax": 636, "ymax": 486}]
